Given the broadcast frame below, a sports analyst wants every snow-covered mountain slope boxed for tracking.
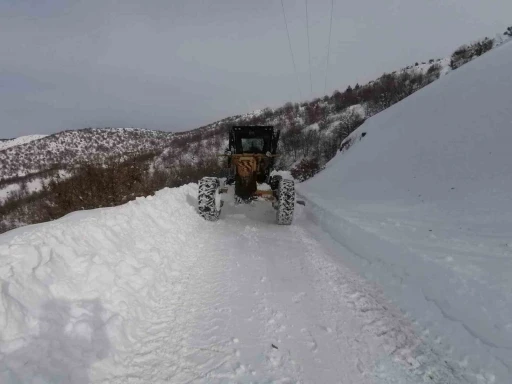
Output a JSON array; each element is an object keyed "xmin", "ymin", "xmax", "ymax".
[
  {"xmin": 0, "ymin": 128, "xmax": 174, "ymax": 179},
  {"xmin": 299, "ymin": 39, "xmax": 512, "ymax": 383},
  {"xmin": 0, "ymin": 185, "xmax": 469, "ymax": 384},
  {"xmin": 0, "ymin": 55, "xmax": 446, "ymax": 182},
  {"xmin": 0, "ymin": 135, "xmax": 47, "ymax": 151},
  {"xmin": 303, "ymin": 42, "xmax": 512, "ymax": 211}
]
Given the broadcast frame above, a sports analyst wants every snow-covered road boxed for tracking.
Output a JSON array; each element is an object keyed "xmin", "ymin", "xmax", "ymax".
[{"xmin": 0, "ymin": 185, "xmax": 468, "ymax": 383}]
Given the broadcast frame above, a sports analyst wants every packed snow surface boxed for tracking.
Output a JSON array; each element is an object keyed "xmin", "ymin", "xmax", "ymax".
[
  {"xmin": 299, "ymin": 40, "xmax": 512, "ymax": 383},
  {"xmin": 0, "ymin": 135, "xmax": 47, "ymax": 151},
  {"xmin": 0, "ymin": 184, "xmax": 470, "ymax": 383}
]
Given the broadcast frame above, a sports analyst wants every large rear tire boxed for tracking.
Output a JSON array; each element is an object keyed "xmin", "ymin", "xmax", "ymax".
[
  {"xmin": 276, "ymin": 179, "xmax": 294, "ymax": 225},
  {"xmin": 198, "ymin": 177, "xmax": 221, "ymax": 221}
]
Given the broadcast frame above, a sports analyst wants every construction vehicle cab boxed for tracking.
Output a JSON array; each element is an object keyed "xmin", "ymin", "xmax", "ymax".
[
  {"xmin": 198, "ymin": 125, "xmax": 295, "ymax": 225},
  {"xmin": 228, "ymin": 126, "xmax": 279, "ymax": 155}
]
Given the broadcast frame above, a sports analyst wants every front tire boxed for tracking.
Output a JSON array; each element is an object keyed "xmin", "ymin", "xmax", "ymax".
[
  {"xmin": 198, "ymin": 177, "xmax": 221, "ymax": 221},
  {"xmin": 276, "ymin": 179, "xmax": 294, "ymax": 225}
]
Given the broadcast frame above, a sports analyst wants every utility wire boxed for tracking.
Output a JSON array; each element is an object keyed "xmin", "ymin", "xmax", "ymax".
[
  {"xmin": 324, "ymin": 0, "xmax": 334, "ymax": 96},
  {"xmin": 280, "ymin": 0, "xmax": 302, "ymax": 101},
  {"xmin": 305, "ymin": 0, "xmax": 313, "ymax": 98}
]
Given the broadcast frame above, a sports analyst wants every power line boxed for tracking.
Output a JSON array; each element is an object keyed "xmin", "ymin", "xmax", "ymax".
[
  {"xmin": 280, "ymin": 0, "xmax": 302, "ymax": 101},
  {"xmin": 305, "ymin": 0, "xmax": 313, "ymax": 98},
  {"xmin": 324, "ymin": 0, "xmax": 334, "ymax": 96}
]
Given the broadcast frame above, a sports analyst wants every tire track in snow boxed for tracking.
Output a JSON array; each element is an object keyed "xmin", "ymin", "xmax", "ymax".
[{"xmin": 295, "ymin": 202, "xmax": 479, "ymax": 383}]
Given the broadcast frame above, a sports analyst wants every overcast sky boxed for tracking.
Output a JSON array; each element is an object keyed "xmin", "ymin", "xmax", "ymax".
[{"xmin": 1, "ymin": 0, "xmax": 511, "ymax": 138}]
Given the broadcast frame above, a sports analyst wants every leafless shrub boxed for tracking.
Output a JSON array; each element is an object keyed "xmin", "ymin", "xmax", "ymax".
[{"xmin": 290, "ymin": 158, "xmax": 323, "ymax": 182}]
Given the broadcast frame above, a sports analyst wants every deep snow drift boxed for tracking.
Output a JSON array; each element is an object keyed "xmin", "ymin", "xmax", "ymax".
[{"xmin": 299, "ymin": 40, "xmax": 512, "ymax": 383}]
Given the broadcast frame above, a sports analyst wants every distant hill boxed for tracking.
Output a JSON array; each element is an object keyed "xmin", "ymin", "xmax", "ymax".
[
  {"xmin": 0, "ymin": 134, "xmax": 47, "ymax": 152},
  {"xmin": 0, "ymin": 128, "xmax": 174, "ymax": 180}
]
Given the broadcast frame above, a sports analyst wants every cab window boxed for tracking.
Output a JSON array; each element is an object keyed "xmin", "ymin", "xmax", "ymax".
[{"xmin": 241, "ymin": 138, "xmax": 264, "ymax": 153}]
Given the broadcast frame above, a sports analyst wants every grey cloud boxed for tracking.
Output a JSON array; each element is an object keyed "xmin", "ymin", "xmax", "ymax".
[{"xmin": 1, "ymin": 0, "xmax": 511, "ymax": 137}]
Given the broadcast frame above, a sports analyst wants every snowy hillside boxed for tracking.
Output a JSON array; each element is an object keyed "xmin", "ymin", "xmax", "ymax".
[
  {"xmin": 0, "ymin": 135, "xmax": 47, "ymax": 151},
  {"xmin": 0, "ymin": 128, "xmax": 175, "ymax": 180},
  {"xmin": 1, "ymin": 54, "xmax": 449, "ymax": 183},
  {"xmin": 299, "ymin": 39, "xmax": 512, "ymax": 383},
  {"xmin": 303, "ymin": 42, "xmax": 512, "ymax": 210}
]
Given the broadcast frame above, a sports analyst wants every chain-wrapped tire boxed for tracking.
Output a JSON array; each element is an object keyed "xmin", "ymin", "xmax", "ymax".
[
  {"xmin": 198, "ymin": 177, "xmax": 221, "ymax": 221},
  {"xmin": 276, "ymin": 179, "xmax": 295, "ymax": 225}
]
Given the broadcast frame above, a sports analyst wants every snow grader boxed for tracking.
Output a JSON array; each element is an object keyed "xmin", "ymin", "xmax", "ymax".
[{"xmin": 197, "ymin": 126, "xmax": 295, "ymax": 225}]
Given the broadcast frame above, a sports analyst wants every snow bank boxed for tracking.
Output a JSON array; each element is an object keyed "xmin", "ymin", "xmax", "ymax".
[
  {"xmin": 299, "ymin": 40, "xmax": 512, "ymax": 383},
  {"xmin": 0, "ymin": 185, "xmax": 204, "ymax": 383}
]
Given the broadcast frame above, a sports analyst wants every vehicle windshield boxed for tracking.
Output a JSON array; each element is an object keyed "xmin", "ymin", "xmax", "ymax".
[{"xmin": 241, "ymin": 138, "xmax": 264, "ymax": 153}]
